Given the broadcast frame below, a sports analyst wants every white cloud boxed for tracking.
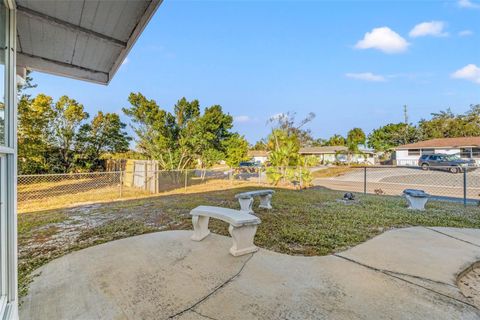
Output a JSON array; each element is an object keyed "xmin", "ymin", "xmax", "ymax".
[
  {"xmin": 458, "ymin": 0, "xmax": 480, "ymax": 8},
  {"xmin": 234, "ymin": 115, "xmax": 252, "ymax": 123},
  {"xmin": 355, "ymin": 27, "xmax": 409, "ymax": 54},
  {"xmin": 409, "ymin": 21, "xmax": 448, "ymax": 38},
  {"xmin": 458, "ymin": 30, "xmax": 473, "ymax": 36},
  {"xmin": 451, "ymin": 64, "xmax": 480, "ymax": 84},
  {"xmin": 345, "ymin": 72, "xmax": 386, "ymax": 82},
  {"xmin": 121, "ymin": 57, "xmax": 129, "ymax": 65}
]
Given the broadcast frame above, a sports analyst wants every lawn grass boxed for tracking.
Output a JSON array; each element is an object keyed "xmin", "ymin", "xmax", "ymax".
[{"xmin": 18, "ymin": 186, "xmax": 480, "ymax": 299}]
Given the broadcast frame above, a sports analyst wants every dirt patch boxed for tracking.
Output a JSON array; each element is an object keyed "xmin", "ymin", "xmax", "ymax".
[{"xmin": 458, "ymin": 262, "xmax": 480, "ymax": 308}]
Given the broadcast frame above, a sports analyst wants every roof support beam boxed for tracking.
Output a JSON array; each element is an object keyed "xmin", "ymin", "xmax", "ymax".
[
  {"xmin": 16, "ymin": 5, "xmax": 127, "ymax": 48},
  {"xmin": 17, "ymin": 52, "xmax": 109, "ymax": 84}
]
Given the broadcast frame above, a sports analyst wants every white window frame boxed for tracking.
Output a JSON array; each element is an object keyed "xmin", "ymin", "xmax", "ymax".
[{"xmin": 0, "ymin": 1, "xmax": 17, "ymax": 319}]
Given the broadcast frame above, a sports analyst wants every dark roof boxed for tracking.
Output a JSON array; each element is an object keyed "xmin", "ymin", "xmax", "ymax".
[{"xmin": 396, "ymin": 137, "xmax": 480, "ymax": 150}]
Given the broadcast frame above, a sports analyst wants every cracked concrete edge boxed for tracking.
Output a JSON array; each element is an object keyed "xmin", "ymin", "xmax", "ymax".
[
  {"xmin": 424, "ymin": 227, "xmax": 480, "ymax": 285},
  {"xmin": 425, "ymin": 227, "xmax": 480, "ymax": 249},
  {"xmin": 168, "ymin": 253, "xmax": 256, "ymax": 319},
  {"xmin": 333, "ymin": 253, "xmax": 480, "ymax": 311}
]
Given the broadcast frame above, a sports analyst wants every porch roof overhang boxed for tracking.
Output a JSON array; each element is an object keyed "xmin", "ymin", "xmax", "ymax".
[{"xmin": 15, "ymin": 0, "xmax": 162, "ymax": 84}]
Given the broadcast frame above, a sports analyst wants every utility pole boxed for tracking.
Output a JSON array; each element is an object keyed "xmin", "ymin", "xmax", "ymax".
[
  {"xmin": 403, "ymin": 105, "xmax": 408, "ymax": 124},
  {"xmin": 403, "ymin": 105, "xmax": 409, "ymax": 144}
]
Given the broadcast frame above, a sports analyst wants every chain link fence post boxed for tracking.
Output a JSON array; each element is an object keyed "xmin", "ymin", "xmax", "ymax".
[
  {"xmin": 363, "ymin": 166, "xmax": 367, "ymax": 195},
  {"xmin": 143, "ymin": 163, "xmax": 148, "ymax": 191},
  {"xmin": 463, "ymin": 169, "xmax": 467, "ymax": 207},
  {"xmin": 299, "ymin": 166, "xmax": 303, "ymax": 189},
  {"xmin": 184, "ymin": 169, "xmax": 188, "ymax": 193},
  {"xmin": 119, "ymin": 171, "xmax": 124, "ymax": 198}
]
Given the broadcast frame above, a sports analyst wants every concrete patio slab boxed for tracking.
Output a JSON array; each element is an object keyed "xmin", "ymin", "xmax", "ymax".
[
  {"xmin": 429, "ymin": 227, "xmax": 480, "ymax": 247},
  {"xmin": 20, "ymin": 231, "xmax": 250, "ymax": 320},
  {"xmin": 196, "ymin": 251, "xmax": 478, "ymax": 320},
  {"xmin": 20, "ymin": 228, "xmax": 480, "ymax": 320},
  {"xmin": 338, "ymin": 226, "xmax": 480, "ymax": 285}
]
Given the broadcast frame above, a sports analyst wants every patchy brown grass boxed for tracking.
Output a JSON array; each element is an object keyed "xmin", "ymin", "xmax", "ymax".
[
  {"xmin": 312, "ymin": 166, "xmax": 357, "ymax": 178},
  {"xmin": 18, "ymin": 178, "xmax": 259, "ymax": 214}
]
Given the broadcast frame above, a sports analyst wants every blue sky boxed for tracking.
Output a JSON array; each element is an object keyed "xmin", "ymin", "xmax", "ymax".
[{"xmin": 28, "ymin": 0, "xmax": 480, "ymax": 145}]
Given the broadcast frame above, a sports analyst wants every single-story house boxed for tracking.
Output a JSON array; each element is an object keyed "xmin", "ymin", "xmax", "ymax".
[
  {"xmin": 248, "ymin": 150, "xmax": 269, "ymax": 164},
  {"xmin": 395, "ymin": 137, "xmax": 480, "ymax": 166},
  {"xmin": 299, "ymin": 146, "xmax": 376, "ymax": 165}
]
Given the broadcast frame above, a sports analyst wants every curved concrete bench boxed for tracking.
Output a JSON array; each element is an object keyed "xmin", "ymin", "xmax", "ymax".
[
  {"xmin": 235, "ymin": 189, "xmax": 275, "ymax": 213},
  {"xmin": 403, "ymin": 189, "xmax": 430, "ymax": 210},
  {"xmin": 190, "ymin": 206, "xmax": 261, "ymax": 256}
]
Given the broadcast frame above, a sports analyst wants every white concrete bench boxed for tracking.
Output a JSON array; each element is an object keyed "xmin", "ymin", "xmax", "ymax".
[
  {"xmin": 403, "ymin": 189, "xmax": 430, "ymax": 210},
  {"xmin": 190, "ymin": 205, "xmax": 261, "ymax": 256},
  {"xmin": 235, "ymin": 190, "xmax": 275, "ymax": 213}
]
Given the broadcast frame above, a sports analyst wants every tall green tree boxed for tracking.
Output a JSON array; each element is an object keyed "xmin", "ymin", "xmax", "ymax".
[
  {"xmin": 223, "ymin": 134, "xmax": 249, "ymax": 167},
  {"xmin": 123, "ymin": 93, "xmax": 182, "ymax": 169},
  {"xmin": 123, "ymin": 93, "xmax": 235, "ymax": 170},
  {"xmin": 49, "ymin": 96, "xmax": 89, "ymax": 172},
  {"xmin": 76, "ymin": 111, "xmax": 131, "ymax": 170},
  {"xmin": 19, "ymin": 91, "xmax": 130, "ymax": 173},
  {"xmin": 346, "ymin": 128, "xmax": 366, "ymax": 163},
  {"xmin": 18, "ymin": 94, "xmax": 54, "ymax": 173},
  {"xmin": 325, "ymin": 134, "xmax": 346, "ymax": 146},
  {"xmin": 193, "ymin": 104, "xmax": 234, "ymax": 169},
  {"xmin": 367, "ymin": 123, "xmax": 419, "ymax": 152},
  {"xmin": 346, "ymin": 128, "xmax": 366, "ymax": 151},
  {"xmin": 418, "ymin": 105, "xmax": 480, "ymax": 139},
  {"xmin": 251, "ymin": 139, "xmax": 267, "ymax": 151}
]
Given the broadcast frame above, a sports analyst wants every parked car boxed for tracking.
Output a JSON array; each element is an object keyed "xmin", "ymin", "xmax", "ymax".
[
  {"xmin": 239, "ymin": 161, "xmax": 261, "ymax": 168},
  {"xmin": 238, "ymin": 161, "xmax": 262, "ymax": 174},
  {"xmin": 418, "ymin": 154, "xmax": 476, "ymax": 173}
]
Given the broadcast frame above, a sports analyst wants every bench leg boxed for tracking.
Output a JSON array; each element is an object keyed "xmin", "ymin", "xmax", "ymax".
[
  {"xmin": 258, "ymin": 194, "xmax": 272, "ymax": 209},
  {"xmin": 405, "ymin": 195, "xmax": 428, "ymax": 210},
  {"xmin": 191, "ymin": 216, "xmax": 211, "ymax": 241},
  {"xmin": 228, "ymin": 224, "xmax": 258, "ymax": 257},
  {"xmin": 238, "ymin": 197, "xmax": 254, "ymax": 213}
]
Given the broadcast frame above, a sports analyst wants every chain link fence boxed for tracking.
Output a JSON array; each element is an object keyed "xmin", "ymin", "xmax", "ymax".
[
  {"xmin": 18, "ymin": 165, "xmax": 479, "ymax": 212},
  {"xmin": 313, "ymin": 165, "xmax": 479, "ymax": 205},
  {"xmin": 17, "ymin": 168, "xmax": 267, "ymax": 212}
]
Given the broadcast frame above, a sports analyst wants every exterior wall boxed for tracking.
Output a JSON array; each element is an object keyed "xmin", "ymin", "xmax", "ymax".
[
  {"xmin": 252, "ymin": 156, "xmax": 268, "ymax": 163},
  {"xmin": 395, "ymin": 148, "xmax": 462, "ymax": 166},
  {"xmin": 352, "ymin": 154, "xmax": 375, "ymax": 165},
  {"xmin": 305, "ymin": 153, "xmax": 375, "ymax": 165},
  {"xmin": 321, "ymin": 154, "xmax": 336, "ymax": 163},
  {"xmin": 395, "ymin": 150, "xmax": 419, "ymax": 166}
]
